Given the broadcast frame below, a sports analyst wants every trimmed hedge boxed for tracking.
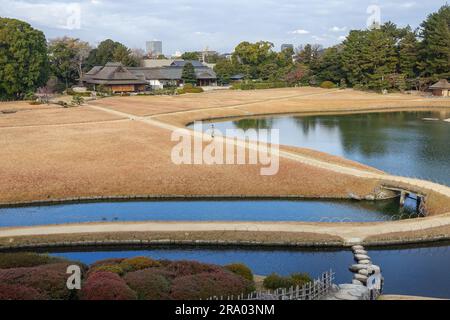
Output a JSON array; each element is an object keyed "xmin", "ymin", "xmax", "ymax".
[
  {"xmin": 80, "ymin": 272, "xmax": 137, "ymax": 300},
  {"xmin": 263, "ymin": 273, "xmax": 294, "ymax": 290},
  {"xmin": 320, "ymin": 81, "xmax": 336, "ymax": 89},
  {"xmin": 166, "ymin": 260, "xmax": 223, "ymax": 278},
  {"xmin": 89, "ymin": 264, "xmax": 125, "ymax": 276},
  {"xmin": 224, "ymin": 263, "xmax": 254, "ymax": 281},
  {"xmin": 0, "ymin": 263, "xmax": 80, "ymax": 300},
  {"xmin": 291, "ymin": 273, "xmax": 313, "ymax": 287},
  {"xmin": 0, "ymin": 283, "xmax": 48, "ymax": 300},
  {"xmin": 124, "ymin": 269, "xmax": 172, "ymax": 300},
  {"xmin": 0, "ymin": 252, "xmax": 65, "ymax": 269},
  {"xmin": 170, "ymin": 271, "xmax": 254, "ymax": 300},
  {"xmin": 90, "ymin": 258, "xmax": 125, "ymax": 268},
  {"xmin": 232, "ymin": 82, "xmax": 291, "ymax": 90},
  {"xmin": 263, "ymin": 272, "xmax": 313, "ymax": 290},
  {"xmin": 119, "ymin": 257, "xmax": 161, "ymax": 273}
]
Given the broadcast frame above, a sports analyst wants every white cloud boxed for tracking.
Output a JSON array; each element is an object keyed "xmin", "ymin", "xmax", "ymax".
[
  {"xmin": 289, "ymin": 29, "xmax": 310, "ymax": 35},
  {"xmin": 330, "ymin": 26, "xmax": 347, "ymax": 32}
]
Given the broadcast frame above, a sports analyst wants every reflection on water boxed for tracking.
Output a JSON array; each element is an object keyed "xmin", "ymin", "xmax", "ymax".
[
  {"xmin": 49, "ymin": 243, "xmax": 450, "ymax": 298},
  {"xmin": 205, "ymin": 111, "xmax": 450, "ymax": 185},
  {"xmin": 0, "ymin": 198, "xmax": 417, "ymax": 227}
]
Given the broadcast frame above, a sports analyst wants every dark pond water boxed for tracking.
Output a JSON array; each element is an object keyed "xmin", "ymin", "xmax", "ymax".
[
  {"xmin": 200, "ymin": 111, "xmax": 450, "ymax": 186},
  {"xmin": 0, "ymin": 198, "xmax": 418, "ymax": 227},
  {"xmin": 50, "ymin": 243, "xmax": 450, "ymax": 298}
]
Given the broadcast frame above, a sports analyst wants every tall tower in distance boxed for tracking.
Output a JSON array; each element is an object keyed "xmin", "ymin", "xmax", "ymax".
[{"xmin": 146, "ymin": 41, "xmax": 163, "ymax": 58}]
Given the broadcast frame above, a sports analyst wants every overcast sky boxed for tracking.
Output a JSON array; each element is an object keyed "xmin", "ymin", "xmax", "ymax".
[{"xmin": 0, "ymin": 0, "xmax": 446, "ymax": 54}]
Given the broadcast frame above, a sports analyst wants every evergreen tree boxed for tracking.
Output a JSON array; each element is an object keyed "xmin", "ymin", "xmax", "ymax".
[
  {"xmin": 314, "ymin": 46, "xmax": 345, "ymax": 83},
  {"xmin": 182, "ymin": 62, "xmax": 197, "ymax": 85},
  {"xmin": 418, "ymin": 4, "xmax": 450, "ymax": 79},
  {"xmin": 398, "ymin": 27, "xmax": 419, "ymax": 81},
  {"xmin": 0, "ymin": 18, "xmax": 48, "ymax": 100}
]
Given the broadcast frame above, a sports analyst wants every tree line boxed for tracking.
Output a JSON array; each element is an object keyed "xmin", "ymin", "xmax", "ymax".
[
  {"xmin": 214, "ymin": 5, "xmax": 450, "ymax": 91},
  {"xmin": 0, "ymin": 5, "xmax": 449, "ymax": 100}
]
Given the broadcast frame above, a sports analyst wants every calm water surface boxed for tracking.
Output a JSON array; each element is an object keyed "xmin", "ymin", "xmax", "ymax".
[
  {"xmin": 50, "ymin": 243, "xmax": 450, "ymax": 298},
  {"xmin": 0, "ymin": 199, "xmax": 418, "ymax": 227},
  {"xmin": 202, "ymin": 111, "xmax": 450, "ymax": 185}
]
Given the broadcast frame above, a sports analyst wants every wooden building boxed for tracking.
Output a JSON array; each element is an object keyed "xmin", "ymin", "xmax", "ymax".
[
  {"xmin": 429, "ymin": 79, "xmax": 450, "ymax": 97},
  {"xmin": 82, "ymin": 63, "xmax": 147, "ymax": 93},
  {"xmin": 84, "ymin": 61, "xmax": 217, "ymax": 92}
]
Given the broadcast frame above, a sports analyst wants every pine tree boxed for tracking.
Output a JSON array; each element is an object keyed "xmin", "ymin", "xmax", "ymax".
[
  {"xmin": 182, "ymin": 63, "xmax": 197, "ymax": 85},
  {"xmin": 418, "ymin": 5, "xmax": 450, "ymax": 79},
  {"xmin": 398, "ymin": 27, "xmax": 419, "ymax": 81}
]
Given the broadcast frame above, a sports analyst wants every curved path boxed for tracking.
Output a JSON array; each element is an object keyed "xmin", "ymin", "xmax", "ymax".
[{"xmin": 1, "ymin": 94, "xmax": 450, "ymax": 247}]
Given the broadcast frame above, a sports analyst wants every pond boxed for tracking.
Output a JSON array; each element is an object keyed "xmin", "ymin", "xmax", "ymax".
[
  {"xmin": 0, "ymin": 198, "xmax": 418, "ymax": 227},
  {"xmin": 49, "ymin": 243, "xmax": 450, "ymax": 299},
  {"xmin": 198, "ymin": 110, "xmax": 450, "ymax": 186}
]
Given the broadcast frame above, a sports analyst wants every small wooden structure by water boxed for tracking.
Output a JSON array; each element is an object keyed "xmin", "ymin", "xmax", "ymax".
[{"xmin": 429, "ymin": 79, "xmax": 450, "ymax": 97}]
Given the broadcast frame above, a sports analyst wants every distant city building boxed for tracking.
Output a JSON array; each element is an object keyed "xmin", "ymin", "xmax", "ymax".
[
  {"xmin": 281, "ymin": 44, "xmax": 294, "ymax": 52},
  {"xmin": 146, "ymin": 41, "xmax": 163, "ymax": 57}
]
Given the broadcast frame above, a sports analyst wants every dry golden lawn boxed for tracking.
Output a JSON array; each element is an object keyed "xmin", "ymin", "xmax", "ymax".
[
  {"xmin": 0, "ymin": 119, "xmax": 381, "ymax": 205},
  {"xmin": 1, "ymin": 87, "xmax": 449, "ymax": 221},
  {"xmin": 0, "ymin": 101, "xmax": 55, "ymax": 112},
  {"xmin": 0, "ymin": 106, "xmax": 124, "ymax": 127}
]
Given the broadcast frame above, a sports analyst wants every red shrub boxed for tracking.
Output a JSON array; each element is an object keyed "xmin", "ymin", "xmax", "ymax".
[
  {"xmin": 170, "ymin": 270, "xmax": 254, "ymax": 300},
  {"xmin": 124, "ymin": 269, "xmax": 172, "ymax": 300},
  {"xmin": 90, "ymin": 258, "xmax": 125, "ymax": 268},
  {"xmin": 166, "ymin": 261, "xmax": 223, "ymax": 278},
  {"xmin": 80, "ymin": 271, "xmax": 137, "ymax": 300},
  {"xmin": 0, "ymin": 283, "xmax": 48, "ymax": 300},
  {"xmin": 0, "ymin": 263, "xmax": 80, "ymax": 300}
]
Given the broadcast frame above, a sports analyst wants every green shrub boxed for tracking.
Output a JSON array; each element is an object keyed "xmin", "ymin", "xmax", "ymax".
[
  {"xmin": 183, "ymin": 83, "xmax": 194, "ymax": 90},
  {"xmin": 89, "ymin": 264, "xmax": 125, "ymax": 276},
  {"xmin": 263, "ymin": 272, "xmax": 312, "ymax": 290},
  {"xmin": 320, "ymin": 81, "xmax": 336, "ymax": 89},
  {"xmin": 0, "ymin": 252, "xmax": 65, "ymax": 269},
  {"xmin": 290, "ymin": 273, "xmax": 312, "ymax": 287},
  {"xmin": 263, "ymin": 273, "xmax": 294, "ymax": 290},
  {"xmin": 224, "ymin": 263, "xmax": 254, "ymax": 281},
  {"xmin": 184, "ymin": 87, "xmax": 204, "ymax": 93},
  {"xmin": 71, "ymin": 95, "xmax": 84, "ymax": 106},
  {"xmin": 119, "ymin": 257, "xmax": 161, "ymax": 273},
  {"xmin": 24, "ymin": 92, "xmax": 37, "ymax": 101},
  {"xmin": 97, "ymin": 85, "xmax": 112, "ymax": 95},
  {"xmin": 124, "ymin": 269, "xmax": 172, "ymax": 300}
]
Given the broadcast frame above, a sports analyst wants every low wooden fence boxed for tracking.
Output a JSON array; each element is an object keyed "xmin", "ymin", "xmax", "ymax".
[{"xmin": 208, "ymin": 270, "xmax": 335, "ymax": 301}]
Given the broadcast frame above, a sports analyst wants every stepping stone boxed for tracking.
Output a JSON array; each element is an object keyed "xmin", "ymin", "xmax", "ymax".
[
  {"xmin": 352, "ymin": 245, "xmax": 365, "ymax": 251},
  {"xmin": 359, "ymin": 260, "xmax": 372, "ymax": 265},
  {"xmin": 349, "ymin": 264, "xmax": 370, "ymax": 272},
  {"xmin": 354, "ymin": 254, "xmax": 371, "ymax": 261},
  {"xmin": 354, "ymin": 250, "xmax": 368, "ymax": 255},
  {"xmin": 354, "ymin": 274, "xmax": 368, "ymax": 283},
  {"xmin": 358, "ymin": 269, "xmax": 369, "ymax": 276}
]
